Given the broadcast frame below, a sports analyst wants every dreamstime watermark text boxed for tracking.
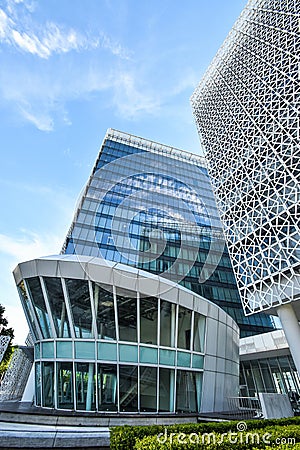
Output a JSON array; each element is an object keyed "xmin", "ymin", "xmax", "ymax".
[{"xmin": 157, "ymin": 422, "xmax": 295, "ymax": 446}]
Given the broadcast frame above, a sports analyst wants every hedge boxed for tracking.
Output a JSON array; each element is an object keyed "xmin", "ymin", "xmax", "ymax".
[
  {"xmin": 133, "ymin": 424, "xmax": 300, "ymax": 449},
  {"xmin": 110, "ymin": 416, "xmax": 300, "ymax": 450}
]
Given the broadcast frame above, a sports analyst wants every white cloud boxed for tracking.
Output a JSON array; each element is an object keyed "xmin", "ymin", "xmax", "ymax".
[
  {"xmin": 0, "ymin": 7, "xmax": 95, "ymax": 58},
  {"xmin": 100, "ymin": 32, "xmax": 131, "ymax": 60},
  {"xmin": 0, "ymin": 59, "xmax": 161, "ymax": 129},
  {"xmin": 0, "ymin": 3, "xmax": 131, "ymax": 60},
  {"xmin": 18, "ymin": 103, "xmax": 54, "ymax": 131},
  {"xmin": 0, "ymin": 8, "xmax": 10, "ymax": 38},
  {"xmin": 0, "ymin": 230, "xmax": 63, "ymax": 264},
  {"xmin": 0, "ymin": 1, "xmax": 195, "ymax": 129},
  {"xmin": 7, "ymin": 0, "xmax": 36, "ymax": 15},
  {"xmin": 113, "ymin": 72, "xmax": 160, "ymax": 118}
]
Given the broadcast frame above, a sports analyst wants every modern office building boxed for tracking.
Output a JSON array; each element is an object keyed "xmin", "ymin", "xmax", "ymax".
[
  {"xmin": 62, "ymin": 128, "xmax": 274, "ymax": 337},
  {"xmin": 12, "ymin": 128, "xmax": 275, "ymax": 415},
  {"xmin": 13, "ymin": 255, "xmax": 239, "ymax": 413},
  {"xmin": 191, "ymin": 0, "xmax": 300, "ymax": 375}
]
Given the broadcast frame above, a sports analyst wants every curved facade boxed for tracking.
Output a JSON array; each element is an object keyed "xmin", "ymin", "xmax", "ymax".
[
  {"xmin": 191, "ymin": 0, "xmax": 300, "ymax": 316},
  {"xmin": 13, "ymin": 255, "xmax": 239, "ymax": 414},
  {"xmin": 62, "ymin": 128, "xmax": 274, "ymax": 336}
]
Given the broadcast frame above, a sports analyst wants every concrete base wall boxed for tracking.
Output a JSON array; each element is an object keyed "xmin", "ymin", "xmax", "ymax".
[{"xmin": 259, "ymin": 393, "xmax": 294, "ymax": 419}]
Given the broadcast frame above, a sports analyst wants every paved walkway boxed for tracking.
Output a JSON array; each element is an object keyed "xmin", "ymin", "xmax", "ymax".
[{"xmin": 0, "ymin": 420, "xmax": 110, "ymax": 448}]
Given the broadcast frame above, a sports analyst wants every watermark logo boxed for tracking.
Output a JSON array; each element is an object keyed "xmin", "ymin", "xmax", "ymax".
[
  {"xmin": 236, "ymin": 421, "xmax": 247, "ymax": 432},
  {"xmin": 157, "ymin": 422, "xmax": 295, "ymax": 446}
]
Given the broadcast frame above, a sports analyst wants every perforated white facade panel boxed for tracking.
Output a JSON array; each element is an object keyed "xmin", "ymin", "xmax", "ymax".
[
  {"xmin": 191, "ymin": 0, "xmax": 300, "ymax": 315},
  {"xmin": 0, "ymin": 335, "xmax": 10, "ymax": 363}
]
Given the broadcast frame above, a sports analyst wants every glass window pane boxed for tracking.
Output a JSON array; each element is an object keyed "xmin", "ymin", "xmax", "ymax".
[
  {"xmin": 117, "ymin": 291, "xmax": 137, "ymax": 342},
  {"xmin": 177, "ymin": 306, "xmax": 191, "ymax": 350},
  {"xmin": 75, "ymin": 362, "xmax": 96, "ymax": 411},
  {"xmin": 41, "ymin": 341, "xmax": 54, "ymax": 358},
  {"xmin": 159, "ymin": 368, "xmax": 175, "ymax": 412},
  {"xmin": 192, "ymin": 354, "xmax": 204, "ymax": 369},
  {"xmin": 44, "ymin": 277, "xmax": 71, "ymax": 338},
  {"xmin": 35, "ymin": 343, "xmax": 40, "ymax": 359},
  {"xmin": 140, "ymin": 366, "xmax": 157, "ymax": 412},
  {"xmin": 119, "ymin": 344, "xmax": 138, "ymax": 363},
  {"xmin": 42, "ymin": 362, "xmax": 54, "ymax": 408},
  {"xmin": 74, "ymin": 341, "xmax": 95, "ymax": 359},
  {"xmin": 35, "ymin": 362, "xmax": 41, "ymax": 406},
  {"xmin": 160, "ymin": 301, "xmax": 176, "ymax": 347},
  {"xmin": 193, "ymin": 313, "xmax": 206, "ymax": 352},
  {"xmin": 56, "ymin": 341, "xmax": 73, "ymax": 359},
  {"xmin": 66, "ymin": 279, "xmax": 93, "ymax": 338},
  {"xmin": 140, "ymin": 297, "xmax": 158, "ymax": 345},
  {"xmin": 177, "ymin": 351, "xmax": 191, "ymax": 367},
  {"xmin": 176, "ymin": 370, "xmax": 199, "ymax": 413},
  {"xmin": 98, "ymin": 342, "xmax": 117, "ymax": 361},
  {"xmin": 140, "ymin": 346, "xmax": 158, "ymax": 364},
  {"xmin": 92, "ymin": 283, "xmax": 116, "ymax": 340},
  {"xmin": 57, "ymin": 362, "xmax": 74, "ymax": 409},
  {"xmin": 18, "ymin": 281, "xmax": 39, "ymax": 340},
  {"xmin": 97, "ymin": 364, "xmax": 117, "ymax": 411},
  {"xmin": 159, "ymin": 349, "xmax": 175, "ymax": 366},
  {"xmin": 27, "ymin": 277, "xmax": 52, "ymax": 339},
  {"xmin": 119, "ymin": 365, "xmax": 138, "ymax": 412}
]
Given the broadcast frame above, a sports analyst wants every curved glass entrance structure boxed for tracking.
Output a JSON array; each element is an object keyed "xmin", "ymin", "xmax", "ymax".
[{"xmin": 14, "ymin": 255, "xmax": 239, "ymax": 413}]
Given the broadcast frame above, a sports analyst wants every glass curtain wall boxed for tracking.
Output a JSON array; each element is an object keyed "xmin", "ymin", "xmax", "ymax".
[
  {"xmin": 23, "ymin": 276, "xmax": 207, "ymax": 350},
  {"xmin": 24, "ymin": 274, "xmax": 207, "ymax": 413},
  {"xmin": 240, "ymin": 356, "xmax": 300, "ymax": 397},
  {"xmin": 36, "ymin": 360, "xmax": 203, "ymax": 413}
]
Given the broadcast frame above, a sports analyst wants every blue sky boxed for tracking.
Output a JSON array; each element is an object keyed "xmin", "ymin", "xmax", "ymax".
[{"xmin": 0, "ymin": 0, "xmax": 246, "ymax": 343}]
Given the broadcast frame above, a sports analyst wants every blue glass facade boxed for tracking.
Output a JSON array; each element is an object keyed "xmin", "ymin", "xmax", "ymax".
[{"xmin": 63, "ymin": 129, "xmax": 274, "ymax": 337}]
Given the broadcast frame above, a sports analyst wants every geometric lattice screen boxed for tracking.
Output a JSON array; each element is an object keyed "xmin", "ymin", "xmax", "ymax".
[
  {"xmin": 0, "ymin": 335, "xmax": 10, "ymax": 363},
  {"xmin": 0, "ymin": 347, "xmax": 33, "ymax": 401},
  {"xmin": 191, "ymin": 0, "xmax": 300, "ymax": 315}
]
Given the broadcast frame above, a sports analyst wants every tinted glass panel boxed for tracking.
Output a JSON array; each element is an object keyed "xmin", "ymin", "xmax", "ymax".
[
  {"xmin": 42, "ymin": 362, "xmax": 54, "ymax": 408},
  {"xmin": 160, "ymin": 301, "xmax": 176, "ymax": 347},
  {"xmin": 35, "ymin": 362, "xmax": 41, "ymax": 406},
  {"xmin": 27, "ymin": 277, "xmax": 52, "ymax": 339},
  {"xmin": 117, "ymin": 292, "xmax": 137, "ymax": 342},
  {"xmin": 140, "ymin": 297, "xmax": 158, "ymax": 345},
  {"xmin": 176, "ymin": 370, "xmax": 200, "ymax": 413},
  {"xmin": 44, "ymin": 277, "xmax": 71, "ymax": 338},
  {"xmin": 177, "ymin": 306, "xmax": 191, "ymax": 350},
  {"xmin": 18, "ymin": 281, "xmax": 39, "ymax": 340},
  {"xmin": 66, "ymin": 279, "xmax": 93, "ymax": 338},
  {"xmin": 75, "ymin": 362, "xmax": 96, "ymax": 411},
  {"xmin": 57, "ymin": 362, "xmax": 74, "ymax": 409},
  {"xmin": 97, "ymin": 364, "xmax": 117, "ymax": 411},
  {"xmin": 119, "ymin": 365, "xmax": 138, "ymax": 412},
  {"xmin": 140, "ymin": 366, "xmax": 157, "ymax": 412},
  {"xmin": 193, "ymin": 313, "xmax": 206, "ymax": 352},
  {"xmin": 159, "ymin": 368, "xmax": 175, "ymax": 412},
  {"xmin": 92, "ymin": 283, "xmax": 116, "ymax": 340}
]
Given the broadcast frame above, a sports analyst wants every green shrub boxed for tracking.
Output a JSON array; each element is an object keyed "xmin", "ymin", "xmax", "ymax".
[
  {"xmin": 133, "ymin": 424, "xmax": 300, "ymax": 449},
  {"xmin": 110, "ymin": 417, "xmax": 300, "ymax": 450}
]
